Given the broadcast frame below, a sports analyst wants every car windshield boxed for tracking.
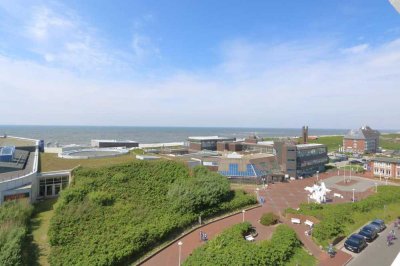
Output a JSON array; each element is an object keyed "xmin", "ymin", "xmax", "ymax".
[
  {"xmin": 347, "ymin": 237, "xmax": 361, "ymax": 246},
  {"xmin": 371, "ymin": 222, "xmax": 381, "ymax": 227},
  {"xmin": 360, "ymin": 229, "xmax": 371, "ymax": 235}
]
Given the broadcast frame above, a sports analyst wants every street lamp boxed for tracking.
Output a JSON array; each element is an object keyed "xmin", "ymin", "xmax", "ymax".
[
  {"xmin": 375, "ymin": 182, "xmax": 378, "ymax": 193},
  {"xmin": 352, "ymin": 188, "xmax": 355, "ymax": 203},
  {"xmin": 316, "ymin": 171, "xmax": 319, "ymax": 182},
  {"xmin": 255, "ymin": 188, "xmax": 260, "ymax": 202},
  {"xmin": 385, "ymin": 176, "xmax": 389, "ymax": 185},
  {"xmin": 178, "ymin": 241, "xmax": 183, "ymax": 266},
  {"xmin": 242, "ymin": 210, "xmax": 246, "ymax": 222}
]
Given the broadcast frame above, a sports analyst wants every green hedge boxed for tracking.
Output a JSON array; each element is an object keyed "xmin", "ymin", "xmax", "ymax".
[
  {"xmin": 286, "ymin": 186, "xmax": 400, "ymax": 246},
  {"xmin": 260, "ymin": 212, "xmax": 279, "ymax": 226},
  {"xmin": 49, "ymin": 162, "xmax": 256, "ymax": 265},
  {"xmin": 0, "ymin": 200, "xmax": 33, "ymax": 266},
  {"xmin": 184, "ymin": 223, "xmax": 301, "ymax": 266}
]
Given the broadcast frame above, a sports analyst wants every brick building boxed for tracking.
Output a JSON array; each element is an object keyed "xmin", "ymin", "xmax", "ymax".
[
  {"xmin": 343, "ymin": 126, "xmax": 380, "ymax": 153},
  {"xmin": 369, "ymin": 157, "xmax": 400, "ymax": 179},
  {"xmin": 187, "ymin": 136, "xmax": 236, "ymax": 152}
]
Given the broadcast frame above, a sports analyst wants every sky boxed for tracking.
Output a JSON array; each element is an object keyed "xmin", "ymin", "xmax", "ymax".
[{"xmin": 0, "ymin": 0, "xmax": 400, "ymax": 129}]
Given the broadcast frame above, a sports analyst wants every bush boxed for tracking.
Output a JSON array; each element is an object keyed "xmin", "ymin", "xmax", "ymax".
[
  {"xmin": 260, "ymin": 212, "xmax": 279, "ymax": 226},
  {"xmin": 49, "ymin": 161, "xmax": 255, "ymax": 265},
  {"xmin": 184, "ymin": 223, "xmax": 301, "ymax": 266},
  {"xmin": 0, "ymin": 200, "xmax": 33, "ymax": 266}
]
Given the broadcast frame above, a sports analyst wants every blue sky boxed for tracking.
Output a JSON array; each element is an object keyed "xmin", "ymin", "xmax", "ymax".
[{"xmin": 0, "ymin": 0, "xmax": 400, "ymax": 129}]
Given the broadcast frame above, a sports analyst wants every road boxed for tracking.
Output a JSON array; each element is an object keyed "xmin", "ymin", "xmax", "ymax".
[{"xmin": 347, "ymin": 224, "xmax": 400, "ymax": 266}]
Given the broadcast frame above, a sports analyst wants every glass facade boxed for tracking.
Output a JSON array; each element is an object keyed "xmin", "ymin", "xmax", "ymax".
[{"xmin": 39, "ymin": 176, "xmax": 69, "ymax": 198}]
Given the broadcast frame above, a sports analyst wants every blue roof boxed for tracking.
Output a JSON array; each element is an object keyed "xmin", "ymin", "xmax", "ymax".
[{"xmin": 0, "ymin": 146, "xmax": 15, "ymax": 156}]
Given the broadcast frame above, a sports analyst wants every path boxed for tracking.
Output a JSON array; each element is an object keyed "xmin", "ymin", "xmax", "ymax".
[
  {"xmin": 142, "ymin": 171, "xmax": 374, "ymax": 266},
  {"xmin": 30, "ymin": 199, "xmax": 57, "ymax": 266}
]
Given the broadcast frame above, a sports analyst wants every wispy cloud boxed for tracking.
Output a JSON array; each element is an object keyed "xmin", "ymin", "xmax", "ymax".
[{"xmin": 342, "ymin": 43, "xmax": 369, "ymax": 54}]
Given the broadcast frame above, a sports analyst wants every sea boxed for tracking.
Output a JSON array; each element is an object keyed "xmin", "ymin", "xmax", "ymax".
[{"xmin": 0, "ymin": 125, "xmax": 398, "ymax": 146}]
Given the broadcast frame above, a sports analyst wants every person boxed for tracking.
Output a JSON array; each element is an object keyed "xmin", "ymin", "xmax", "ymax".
[
  {"xmin": 200, "ymin": 231, "xmax": 203, "ymax": 241},
  {"xmin": 387, "ymin": 234, "xmax": 393, "ymax": 246},
  {"xmin": 391, "ymin": 229, "xmax": 396, "ymax": 240}
]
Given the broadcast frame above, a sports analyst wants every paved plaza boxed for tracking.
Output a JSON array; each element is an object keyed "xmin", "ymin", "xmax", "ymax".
[{"xmin": 141, "ymin": 171, "xmax": 384, "ymax": 266}]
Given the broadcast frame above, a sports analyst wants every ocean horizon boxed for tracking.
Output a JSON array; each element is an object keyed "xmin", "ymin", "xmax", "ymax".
[{"xmin": 0, "ymin": 125, "xmax": 398, "ymax": 146}]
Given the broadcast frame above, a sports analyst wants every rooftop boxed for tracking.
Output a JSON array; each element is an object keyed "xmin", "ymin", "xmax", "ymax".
[
  {"xmin": 0, "ymin": 146, "xmax": 15, "ymax": 156},
  {"xmin": 296, "ymin": 143, "xmax": 326, "ymax": 149},
  {"xmin": 92, "ymin": 139, "xmax": 138, "ymax": 143},
  {"xmin": 188, "ymin": 136, "xmax": 234, "ymax": 141},
  {"xmin": 371, "ymin": 157, "xmax": 400, "ymax": 164}
]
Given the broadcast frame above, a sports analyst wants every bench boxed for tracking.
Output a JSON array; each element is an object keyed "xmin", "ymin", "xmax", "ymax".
[
  {"xmin": 245, "ymin": 235, "xmax": 255, "ymax": 241},
  {"xmin": 304, "ymin": 220, "xmax": 314, "ymax": 227},
  {"xmin": 333, "ymin": 193, "xmax": 343, "ymax": 199},
  {"xmin": 291, "ymin": 218, "xmax": 301, "ymax": 224}
]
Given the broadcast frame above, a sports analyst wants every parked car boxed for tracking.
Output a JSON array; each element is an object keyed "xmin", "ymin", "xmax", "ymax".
[
  {"xmin": 358, "ymin": 225, "xmax": 378, "ymax": 242},
  {"xmin": 370, "ymin": 219, "xmax": 386, "ymax": 232},
  {"xmin": 349, "ymin": 160, "xmax": 363, "ymax": 165},
  {"xmin": 344, "ymin": 234, "xmax": 367, "ymax": 253}
]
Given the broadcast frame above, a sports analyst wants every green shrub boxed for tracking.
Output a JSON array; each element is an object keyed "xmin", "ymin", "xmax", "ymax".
[
  {"xmin": 49, "ymin": 161, "xmax": 255, "ymax": 265},
  {"xmin": 0, "ymin": 200, "xmax": 33, "ymax": 266},
  {"xmin": 184, "ymin": 223, "xmax": 301, "ymax": 266},
  {"xmin": 88, "ymin": 191, "xmax": 114, "ymax": 206},
  {"xmin": 260, "ymin": 212, "xmax": 279, "ymax": 226}
]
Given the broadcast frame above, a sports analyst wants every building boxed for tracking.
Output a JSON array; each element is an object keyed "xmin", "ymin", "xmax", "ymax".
[
  {"xmin": 343, "ymin": 126, "xmax": 380, "ymax": 153},
  {"xmin": 0, "ymin": 136, "xmax": 71, "ymax": 204},
  {"xmin": 369, "ymin": 157, "xmax": 400, "ymax": 179},
  {"xmin": 187, "ymin": 136, "xmax": 236, "ymax": 151},
  {"xmin": 274, "ymin": 141, "xmax": 328, "ymax": 178},
  {"xmin": 91, "ymin": 139, "xmax": 139, "ymax": 148},
  {"xmin": 217, "ymin": 153, "xmax": 281, "ymax": 181},
  {"xmin": 0, "ymin": 146, "xmax": 15, "ymax": 162}
]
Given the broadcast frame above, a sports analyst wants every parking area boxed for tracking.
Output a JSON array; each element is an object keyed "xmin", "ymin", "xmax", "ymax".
[{"xmin": 346, "ymin": 222, "xmax": 400, "ymax": 266}]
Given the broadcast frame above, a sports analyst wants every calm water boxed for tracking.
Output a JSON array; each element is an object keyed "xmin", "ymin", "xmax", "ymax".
[{"xmin": 0, "ymin": 125, "xmax": 397, "ymax": 146}]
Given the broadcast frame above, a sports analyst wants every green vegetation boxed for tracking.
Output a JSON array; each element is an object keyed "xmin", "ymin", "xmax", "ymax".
[
  {"xmin": 338, "ymin": 165, "xmax": 365, "ymax": 173},
  {"xmin": 285, "ymin": 186, "xmax": 400, "ymax": 246},
  {"xmin": 183, "ymin": 223, "xmax": 304, "ymax": 266},
  {"xmin": 299, "ymin": 136, "xmax": 343, "ymax": 152},
  {"xmin": 30, "ymin": 199, "xmax": 57, "ymax": 266},
  {"xmin": 260, "ymin": 212, "xmax": 279, "ymax": 226},
  {"xmin": 39, "ymin": 152, "xmax": 137, "ymax": 172},
  {"xmin": 285, "ymin": 247, "xmax": 316, "ymax": 266},
  {"xmin": 0, "ymin": 200, "xmax": 33, "ymax": 266},
  {"xmin": 48, "ymin": 162, "xmax": 256, "ymax": 265},
  {"xmin": 380, "ymin": 133, "xmax": 400, "ymax": 150}
]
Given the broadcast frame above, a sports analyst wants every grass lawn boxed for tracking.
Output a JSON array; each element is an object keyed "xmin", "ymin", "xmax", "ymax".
[
  {"xmin": 285, "ymin": 247, "xmax": 316, "ymax": 266},
  {"xmin": 39, "ymin": 152, "xmax": 137, "ymax": 172},
  {"xmin": 298, "ymin": 136, "xmax": 343, "ymax": 152},
  {"xmin": 29, "ymin": 199, "xmax": 57, "ymax": 266},
  {"xmin": 338, "ymin": 164, "xmax": 364, "ymax": 172},
  {"xmin": 380, "ymin": 133, "xmax": 400, "ymax": 150}
]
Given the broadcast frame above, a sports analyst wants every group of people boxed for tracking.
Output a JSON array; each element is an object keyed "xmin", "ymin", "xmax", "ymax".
[{"xmin": 200, "ymin": 231, "xmax": 208, "ymax": 242}]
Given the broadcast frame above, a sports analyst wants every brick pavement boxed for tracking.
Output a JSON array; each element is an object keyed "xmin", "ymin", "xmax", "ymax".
[{"xmin": 141, "ymin": 172, "xmax": 377, "ymax": 266}]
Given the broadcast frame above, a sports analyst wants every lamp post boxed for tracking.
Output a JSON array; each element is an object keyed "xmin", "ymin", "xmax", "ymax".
[
  {"xmin": 316, "ymin": 171, "xmax": 319, "ymax": 182},
  {"xmin": 385, "ymin": 176, "xmax": 388, "ymax": 185},
  {"xmin": 242, "ymin": 210, "xmax": 246, "ymax": 222},
  {"xmin": 375, "ymin": 182, "xmax": 378, "ymax": 193},
  {"xmin": 255, "ymin": 188, "xmax": 260, "ymax": 202},
  {"xmin": 178, "ymin": 241, "xmax": 183, "ymax": 266},
  {"xmin": 352, "ymin": 188, "xmax": 355, "ymax": 203},
  {"xmin": 349, "ymin": 162, "xmax": 352, "ymax": 181},
  {"xmin": 262, "ymin": 177, "xmax": 265, "ymax": 189}
]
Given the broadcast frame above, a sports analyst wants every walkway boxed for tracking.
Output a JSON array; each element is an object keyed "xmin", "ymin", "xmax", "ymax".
[{"xmin": 141, "ymin": 171, "xmax": 375, "ymax": 266}]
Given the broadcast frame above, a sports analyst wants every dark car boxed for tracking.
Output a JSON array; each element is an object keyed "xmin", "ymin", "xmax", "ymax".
[
  {"xmin": 370, "ymin": 219, "xmax": 386, "ymax": 232},
  {"xmin": 358, "ymin": 225, "xmax": 378, "ymax": 242},
  {"xmin": 344, "ymin": 234, "xmax": 367, "ymax": 253},
  {"xmin": 350, "ymin": 160, "xmax": 363, "ymax": 165}
]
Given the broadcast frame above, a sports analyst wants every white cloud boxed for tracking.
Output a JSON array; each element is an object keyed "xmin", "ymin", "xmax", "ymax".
[
  {"xmin": 342, "ymin": 43, "xmax": 369, "ymax": 54},
  {"xmin": 1, "ymin": 37, "xmax": 400, "ymax": 128}
]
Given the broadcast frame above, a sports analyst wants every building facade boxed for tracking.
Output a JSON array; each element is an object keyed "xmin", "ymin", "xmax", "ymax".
[
  {"xmin": 187, "ymin": 136, "xmax": 236, "ymax": 151},
  {"xmin": 369, "ymin": 157, "xmax": 400, "ymax": 179},
  {"xmin": 343, "ymin": 126, "xmax": 380, "ymax": 153},
  {"xmin": 91, "ymin": 139, "xmax": 139, "ymax": 148},
  {"xmin": 274, "ymin": 142, "xmax": 328, "ymax": 178}
]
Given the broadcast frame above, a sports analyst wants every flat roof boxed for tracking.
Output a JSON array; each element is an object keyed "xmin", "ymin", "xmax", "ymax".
[
  {"xmin": 188, "ymin": 136, "xmax": 234, "ymax": 141},
  {"xmin": 296, "ymin": 143, "xmax": 326, "ymax": 149},
  {"xmin": 0, "ymin": 137, "xmax": 36, "ymax": 147},
  {"xmin": 371, "ymin": 157, "xmax": 400, "ymax": 164},
  {"xmin": 92, "ymin": 139, "xmax": 138, "ymax": 143}
]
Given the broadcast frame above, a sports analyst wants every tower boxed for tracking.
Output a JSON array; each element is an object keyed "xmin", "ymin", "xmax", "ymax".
[{"xmin": 302, "ymin": 126, "xmax": 308, "ymax": 144}]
